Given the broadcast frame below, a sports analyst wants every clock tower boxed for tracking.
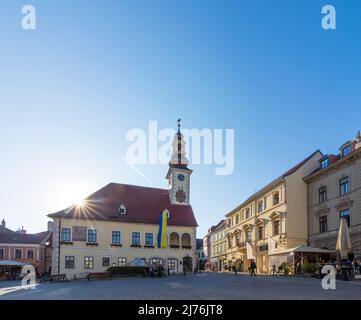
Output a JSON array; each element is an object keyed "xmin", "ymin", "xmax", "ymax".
[{"xmin": 166, "ymin": 119, "xmax": 192, "ymax": 205}]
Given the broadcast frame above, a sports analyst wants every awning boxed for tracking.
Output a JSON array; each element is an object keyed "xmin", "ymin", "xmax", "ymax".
[
  {"xmin": 268, "ymin": 245, "xmax": 337, "ymax": 256},
  {"xmin": 0, "ymin": 260, "xmax": 28, "ymax": 267}
]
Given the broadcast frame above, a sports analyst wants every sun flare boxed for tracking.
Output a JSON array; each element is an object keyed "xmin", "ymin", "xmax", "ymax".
[
  {"xmin": 49, "ymin": 180, "xmax": 94, "ymax": 211},
  {"xmin": 74, "ymin": 198, "xmax": 86, "ymax": 208}
]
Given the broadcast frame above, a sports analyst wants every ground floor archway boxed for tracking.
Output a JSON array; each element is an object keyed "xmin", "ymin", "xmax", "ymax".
[{"xmin": 182, "ymin": 256, "xmax": 192, "ymax": 272}]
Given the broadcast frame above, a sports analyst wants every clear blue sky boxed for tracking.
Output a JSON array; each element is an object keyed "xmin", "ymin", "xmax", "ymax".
[{"xmin": 0, "ymin": 0, "xmax": 360, "ymax": 237}]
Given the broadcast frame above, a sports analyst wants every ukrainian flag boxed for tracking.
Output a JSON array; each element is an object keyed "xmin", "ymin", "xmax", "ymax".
[{"xmin": 157, "ymin": 209, "xmax": 169, "ymax": 249}]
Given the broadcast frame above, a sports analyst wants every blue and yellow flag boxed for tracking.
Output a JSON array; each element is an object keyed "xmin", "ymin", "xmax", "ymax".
[{"xmin": 157, "ymin": 209, "xmax": 169, "ymax": 249}]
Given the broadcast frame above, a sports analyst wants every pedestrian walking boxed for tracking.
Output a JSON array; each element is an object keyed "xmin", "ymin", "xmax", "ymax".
[
  {"xmin": 271, "ymin": 264, "xmax": 277, "ymax": 275},
  {"xmin": 233, "ymin": 265, "xmax": 238, "ymax": 276},
  {"xmin": 250, "ymin": 260, "xmax": 257, "ymax": 277}
]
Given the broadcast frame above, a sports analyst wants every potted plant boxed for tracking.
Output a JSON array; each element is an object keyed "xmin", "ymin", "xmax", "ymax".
[
  {"xmin": 301, "ymin": 262, "xmax": 317, "ymax": 277},
  {"xmin": 279, "ymin": 262, "xmax": 291, "ymax": 276}
]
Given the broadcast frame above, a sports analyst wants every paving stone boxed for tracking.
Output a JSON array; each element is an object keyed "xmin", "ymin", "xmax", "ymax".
[{"xmin": 0, "ymin": 273, "xmax": 360, "ymax": 300}]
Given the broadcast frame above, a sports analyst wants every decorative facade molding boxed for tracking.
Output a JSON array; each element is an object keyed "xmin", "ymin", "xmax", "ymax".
[{"xmin": 335, "ymin": 197, "xmax": 354, "ymax": 211}]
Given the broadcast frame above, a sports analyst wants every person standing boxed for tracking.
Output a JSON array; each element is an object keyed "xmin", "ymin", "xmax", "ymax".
[
  {"xmin": 353, "ymin": 258, "xmax": 359, "ymax": 275},
  {"xmin": 250, "ymin": 260, "xmax": 257, "ymax": 277}
]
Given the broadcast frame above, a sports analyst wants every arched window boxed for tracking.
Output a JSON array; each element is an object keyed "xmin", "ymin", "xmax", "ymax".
[
  {"xmin": 169, "ymin": 232, "xmax": 180, "ymax": 248},
  {"xmin": 181, "ymin": 233, "xmax": 191, "ymax": 248}
]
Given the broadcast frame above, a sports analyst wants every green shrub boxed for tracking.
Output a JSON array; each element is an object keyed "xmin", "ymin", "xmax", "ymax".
[
  {"xmin": 107, "ymin": 266, "xmax": 148, "ymax": 276},
  {"xmin": 301, "ymin": 262, "xmax": 317, "ymax": 274},
  {"xmin": 279, "ymin": 262, "xmax": 293, "ymax": 275}
]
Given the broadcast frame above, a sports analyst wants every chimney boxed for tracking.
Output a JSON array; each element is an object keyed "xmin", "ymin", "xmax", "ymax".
[
  {"xmin": 47, "ymin": 221, "xmax": 54, "ymax": 232},
  {"xmin": 1, "ymin": 219, "xmax": 5, "ymax": 228},
  {"xmin": 16, "ymin": 226, "xmax": 27, "ymax": 234}
]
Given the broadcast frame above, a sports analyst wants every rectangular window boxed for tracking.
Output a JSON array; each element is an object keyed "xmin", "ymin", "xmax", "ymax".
[
  {"xmin": 340, "ymin": 177, "xmax": 350, "ymax": 195},
  {"xmin": 27, "ymin": 250, "xmax": 34, "ymax": 259},
  {"xmin": 245, "ymin": 208, "xmax": 250, "ymax": 220},
  {"xmin": 257, "ymin": 201, "xmax": 264, "ymax": 213},
  {"xmin": 258, "ymin": 226, "xmax": 263, "ymax": 240},
  {"xmin": 273, "ymin": 192, "xmax": 280, "ymax": 206},
  {"xmin": 235, "ymin": 215, "xmax": 240, "ymax": 225},
  {"xmin": 273, "ymin": 220, "xmax": 280, "ymax": 236},
  {"xmin": 145, "ymin": 233, "xmax": 153, "ymax": 246},
  {"xmin": 118, "ymin": 257, "xmax": 127, "ymax": 266},
  {"xmin": 342, "ymin": 145, "xmax": 352, "ymax": 157},
  {"xmin": 61, "ymin": 228, "xmax": 71, "ymax": 242},
  {"xmin": 112, "ymin": 231, "xmax": 121, "ymax": 244},
  {"xmin": 150, "ymin": 258, "xmax": 163, "ymax": 266},
  {"xmin": 15, "ymin": 249, "xmax": 22, "ymax": 259},
  {"xmin": 259, "ymin": 244, "xmax": 268, "ymax": 252},
  {"xmin": 340, "ymin": 209, "xmax": 351, "ymax": 227},
  {"xmin": 246, "ymin": 230, "xmax": 251, "ymax": 242},
  {"xmin": 0, "ymin": 248, "xmax": 4, "ymax": 259},
  {"xmin": 319, "ymin": 186, "xmax": 327, "ymax": 203},
  {"xmin": 87, "ymin": 229, "xmax": 97, "ymax": 243},
  {"xmin": 168, "ymin": 258, "xmax": 177, "ymax": 270},
  {"xmin": 102, "ymin": 257, "xmax": 110, "ymax": 267},
  {"xmin": 235, "ymin": 234, "xmax": 240, "ymax": 246},
  {"xmin": 65, "ymin": 256, "xmax": 75, "ymax": 269},
  {"xmin": 319, "ymin": 216, "xmax": 328, "ymax": 233},
  {"xmin": 84, "ymin": 256, "xmax": 94, "ymax": 269},
  {"xmin": 132, "ymin": 232, "xmax": 141, "ymax": 245}
]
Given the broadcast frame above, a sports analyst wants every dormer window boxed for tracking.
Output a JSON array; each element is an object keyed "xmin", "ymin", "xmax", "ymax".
[
  {"xmin": 320, "ymin": 157, "xmax": 329, "ymax": 169},
  {"xmin": 342, "ymin": 144, "xmax": 353, "ymax": 157},
  {"xmin": 118, "ymin": 204, "xmax": 127, "ymax": 215}
]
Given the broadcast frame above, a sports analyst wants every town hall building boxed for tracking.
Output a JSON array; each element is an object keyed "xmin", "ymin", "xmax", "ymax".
[{"xmin": 48, "ymin": 121, "xmax": 198, "ymax": 279}]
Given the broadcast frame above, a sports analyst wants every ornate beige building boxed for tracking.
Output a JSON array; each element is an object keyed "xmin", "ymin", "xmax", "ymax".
[
  {"xmin": 305, "ymin": 132, "xmax": 361, "ymax": 259},
  {"xmin": 225, "ymin": 150, "xmax": 322, "ymax": 273},
  {"xmin": 48, "ymin": 123, "xmax": 198, "ymax": 279}
]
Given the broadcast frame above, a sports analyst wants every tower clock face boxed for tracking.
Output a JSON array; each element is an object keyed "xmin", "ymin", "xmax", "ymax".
[{"xmin": 177, "ymin": 174, "xmax": 185, "ymax": 181}]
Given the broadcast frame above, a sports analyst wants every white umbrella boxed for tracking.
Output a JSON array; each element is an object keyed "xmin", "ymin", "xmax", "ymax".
[{"xmin": 336, "ymin": 217, "xmax": 352, "ymax": 259}]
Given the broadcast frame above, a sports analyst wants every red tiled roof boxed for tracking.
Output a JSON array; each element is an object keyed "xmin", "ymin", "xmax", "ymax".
[
  {"xmin": 0, "ymin": 225, "xmax": 15, "ymax": 234},
  {"xmin": 48, "ymin": 183, "xmax": 198, "ymax": 227},
  {"xmin": 213, "ymin": 219, "xmax": 226, "ymax": 231},
  {"xmin": 0, "ymin": 230, "xmax": 51, "ymax": 245},
  {"xmin": 327, "ymin": 154, "xmax": 340, "ymax": 164}
]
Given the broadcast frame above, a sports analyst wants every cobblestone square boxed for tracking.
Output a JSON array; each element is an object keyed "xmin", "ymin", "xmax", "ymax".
[{"xmin": 0, "ymin": 272, "xmax": 360, "ymax": 300}]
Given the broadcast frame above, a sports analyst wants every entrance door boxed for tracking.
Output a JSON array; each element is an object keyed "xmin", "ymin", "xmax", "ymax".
[{"xmin": 183, "ymin": 257, "xmax": 193, "ymax": 272}]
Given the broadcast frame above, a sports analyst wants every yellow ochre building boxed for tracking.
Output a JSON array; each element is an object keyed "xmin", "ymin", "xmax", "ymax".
[{"xmin": 225, "ymin": 150, "xmax": 323, "ymax": 273}]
